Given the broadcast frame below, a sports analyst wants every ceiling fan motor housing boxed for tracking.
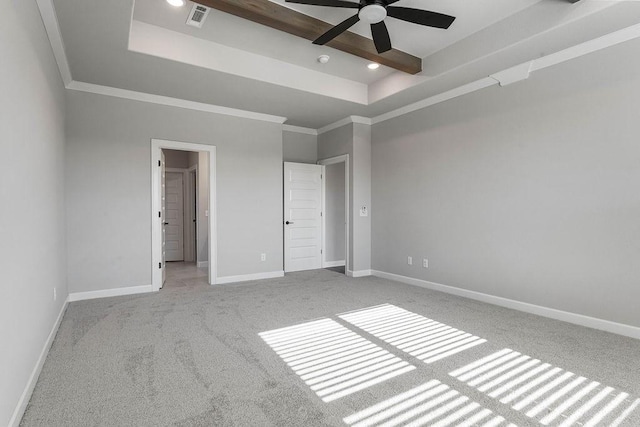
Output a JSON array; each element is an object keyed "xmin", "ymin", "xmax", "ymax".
[{"xmin": 358, "ymin": 1, "xmax": 387, "ymax": 24}]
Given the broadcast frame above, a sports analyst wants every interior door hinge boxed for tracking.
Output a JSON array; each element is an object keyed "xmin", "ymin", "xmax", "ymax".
[
  {"xmin": 158, "ymin": 160, "xmax": 161, "ymax": 167},
  {"xmin": 159, "ymin": 262, "xmax": 162, "ymax": 269},
  {"xmin": 158, "ymin": 211, "xmax": 161, "ymax": 218},
  {"xmin": 320, "ymin": 212, "xmax": 323, "ymax": 217}
]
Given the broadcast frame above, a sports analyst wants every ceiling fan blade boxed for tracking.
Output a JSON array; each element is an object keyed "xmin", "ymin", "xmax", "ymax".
[
  {"xmin": 370, "ymin": 21, "xmax": 392, "ymax": 53},
  {"xmin": 386, "ymin": 7, "xmax": 456, "ymax": 29},
  {"xmin": 285, "ymin": 0, "xmax": 359, "ymax": 8},
  {"xmin": 313, "ymin": 14, "xmax": 360, "ymax": 45}
]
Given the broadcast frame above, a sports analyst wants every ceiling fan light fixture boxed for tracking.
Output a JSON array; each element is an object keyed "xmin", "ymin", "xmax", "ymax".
[
  {"xmin": 367, "ymin": 62, "xmax": 380, "ymax": 70},
  {"xmin": 358, "ymin": 4, "xmax": 387, "ymax": 24},
  {"xmin": 317, "ymin": 54, "xmax": 330, "ymax": 64},
  {"xmin": 166, "ymin": 0, "xmax": 185, "ymax": 7}
]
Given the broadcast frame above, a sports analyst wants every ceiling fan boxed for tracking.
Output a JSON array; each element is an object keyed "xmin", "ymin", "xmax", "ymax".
[{"xmin": 284, "ymin": 0, "xmax": 456, "ymax": 54}]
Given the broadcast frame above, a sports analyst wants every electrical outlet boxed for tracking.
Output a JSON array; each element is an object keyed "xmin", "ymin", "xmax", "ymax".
[
  {"xmin": 53, "ymin": 287, "xmax": 57, "ymax": 301},
  {"xmin": 423, "ymin": 258, "xmax": 429, "ymax": 268},
  {"xmin": 407, "ymin": 256, "xmax": 412, "ymax": 265},
  {"xmin": 260, "ymin": 253, "xmax": 266, "ymax": 262}
]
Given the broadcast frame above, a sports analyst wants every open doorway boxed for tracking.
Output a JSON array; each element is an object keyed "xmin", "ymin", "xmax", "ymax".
[
  {"xmin": 319, "ymin": 155, "xmax": 349, "ymax": 275},
  {"xmin": 161, "ymin": 149, "xmax": 203, "ymax": 288},
  {"xmin": 151, "ymin": 139, "xmax": 217, "ymax": 291}
]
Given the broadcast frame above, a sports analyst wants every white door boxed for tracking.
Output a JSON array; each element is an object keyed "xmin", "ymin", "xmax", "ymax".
[
  {"xmin": 161, "ymin": 152, "xmax": 166, "ymax": 287},
  {"xmin": 284, "ymin": 162, "xmax": 323, "ymax": 272},
  {"xmin": 165, "ymin": 172, "xmax": 184, "ymax": 261}
]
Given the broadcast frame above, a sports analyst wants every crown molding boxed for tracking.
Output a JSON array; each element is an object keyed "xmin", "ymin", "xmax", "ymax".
[
  {"xmin": 282, "ymin": 125, "xmax": 318, "ymax": 135},
  {"xmin": 371, "ymin": 21, "xmax": 640, "ymax": 126},
  {"xmin": 318, "ymin": 116, "xmax": 372, "ymax": 135},
  {"xmin": 36, "ymin": 0, "xmax": 640, "ymax": 132},
  {"xmin": 490, "ymin": 61, "xmax": 532, "ymax": 87},
  {"xmin": 372, "ymin": 78, "xmax": 497, "ymax": 125},
  {"xmin": 36, "ymin": 0, "xmax": 287, "ymax": 125},
  {"xmin": 67, "ymin": 81, "xmax": 287, "ymax": 124},
  {"xmin": 36, "ymin": 0, "xmax": 71, "ymax": 86}
]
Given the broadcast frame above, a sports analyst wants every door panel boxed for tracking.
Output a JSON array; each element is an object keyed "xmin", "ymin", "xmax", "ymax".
[
  {"xmin": 165, "ymin": 172, "xmax": 184, "ymax": 261},
  {"xmin": 284, "ymin": 162, "xmax": 323, "ymax": 272}
]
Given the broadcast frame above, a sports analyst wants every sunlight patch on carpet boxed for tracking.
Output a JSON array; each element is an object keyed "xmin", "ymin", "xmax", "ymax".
[
  {"xmin": 260, "ymin": 318, "xmax": 416, "ymax": 402},
  {"xmin": 339, "ymin": 304, "xmax": 486, "ymax": 364},
  {"xmin": 449, "ymin": 348, "xmax": 640, "ymax": 426},
  {"xmin": 343, "ymin": 379, "xmax": 516, "ymax": 427}
]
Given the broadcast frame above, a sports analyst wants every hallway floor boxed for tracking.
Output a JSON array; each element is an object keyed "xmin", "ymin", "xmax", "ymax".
[{"xmin": 162, "ymin": 261, "xmax": 208, "ymax": 289}]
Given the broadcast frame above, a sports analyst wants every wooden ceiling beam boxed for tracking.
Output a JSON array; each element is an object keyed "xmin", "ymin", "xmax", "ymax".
[{"xmin": 193, "ymin": 0, "xmax": 422, "ymax": 74}]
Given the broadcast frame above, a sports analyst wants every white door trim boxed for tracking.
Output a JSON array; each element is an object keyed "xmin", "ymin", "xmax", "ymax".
[
  {"xmin": 152, "ymin": 139, "xmax": 217, "ymax": 290},
  {"xmin": 318, "ymin": 154, "xmax": 349, "ymax": 273},
  {"xmin": 186, "ymin": 165, "xmax": 197, "ymax": 263}
]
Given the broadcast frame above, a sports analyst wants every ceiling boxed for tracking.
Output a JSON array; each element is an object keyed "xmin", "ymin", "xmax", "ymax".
[{"xmin": 52, "ymin": 0, "xmax": 640, "ymax": 128}]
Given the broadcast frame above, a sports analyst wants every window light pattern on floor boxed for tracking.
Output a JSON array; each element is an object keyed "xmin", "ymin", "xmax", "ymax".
[
  {"xmin": 343, "ymin": 379, "xmax": 517, "ymax": 427},
  {"xmin": 339, "ymin": 304, "xmax": 486, "ymax": 364},
  {"xmin": 259, "ymin": 318, "xmax": 416, "ymax": 402},
  {"xmin": 449, "ymin": 348, "xmax": 640, "ymax": 426}
]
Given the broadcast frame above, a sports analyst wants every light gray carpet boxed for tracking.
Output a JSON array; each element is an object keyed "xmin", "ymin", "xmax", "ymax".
[{"xmin": 21, "ymin": 266, "xmax": 640, "ymax": 426}]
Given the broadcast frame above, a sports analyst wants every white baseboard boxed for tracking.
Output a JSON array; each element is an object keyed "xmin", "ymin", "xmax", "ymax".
[
  {"xmin": 10, "ymin": 299, "xmax": 68, "ymax": 427},
  {"xmin": 197, "ymin": 261, "xmax": 209, "ymax": 268},
  {"xmin": 347, "ymin": 269, "xmax": 372, "ymax": 278},
  {"xmin": 371, "ymin": 270, "xmax": 640, "ymax": 340},
  {"xmin": 324, "ymin": 260, "xmax": 346, "ymax": 268},
  {"xmin": 68, "ymin": 285, "xmax": 154, "ymax": 302},
  {"xmin": 216, "ymin": 270, "xmax": 284, "ymax": 284}
]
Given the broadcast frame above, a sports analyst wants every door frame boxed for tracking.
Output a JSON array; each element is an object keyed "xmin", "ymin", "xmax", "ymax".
[
  {"xmin": 151, "ymin": 139, "xmax": 217, "ymax": 290},
  {"xmin": 317, "ymin": 154, "xmax": 349, "ymax": 273},
  {"xmin": 186, "ymin": 164, "xmax": 198, "ymax": 263}
]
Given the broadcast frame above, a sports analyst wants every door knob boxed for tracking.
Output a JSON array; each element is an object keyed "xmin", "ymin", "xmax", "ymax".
[
  {"xmin": 286, "ymin": 221, "xmax": 294, "ymax": 225},
  {"xmin": 164, "ymin": 222, "xmax": 169, "ymax": 225}
]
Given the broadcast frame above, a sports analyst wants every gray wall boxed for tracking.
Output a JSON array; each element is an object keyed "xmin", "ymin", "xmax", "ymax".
[
  {"xmin": 318, "ymin": 123, "xmax": 371, "ymax": 272},
  {"xmin": 372, "ymin": 39, "xmax": 640, "ymax": 327},
  {"xmin": 352, "ymin": 123, "xmax": 372, "ymax": 272},
  {"xmin": 283, "ymin": 130, "xmax": 317, "ymax": 163},
  {"xmin": 0, "ymin": 1, "xmax": 68, "ymax": 424},
  {"xmin": 163, "ymin": 149, "xmax": 190, "ymax": 169},
  {"xmin": 66, "ymin": 90, "xmax": 284, "ymax": 292},
  {"xmin": 324, "ymin": 163, "xmax": 345, "ymax": 262}
]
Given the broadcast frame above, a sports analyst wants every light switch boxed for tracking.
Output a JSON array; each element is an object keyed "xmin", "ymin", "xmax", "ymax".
[{"xmin": 360, "ymin": 206, "xmax": 368, "ymax": 217}]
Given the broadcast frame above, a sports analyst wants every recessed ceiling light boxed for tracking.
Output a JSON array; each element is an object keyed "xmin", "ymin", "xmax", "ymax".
[
  {"xmin": 368, "ymin": 63, "xmax": 380, "ymax": 70},
  {"xmin": 317, "ymin": 55, "xmax": 330, "ymax": 64},
  {"xmin": 166, "ymin": 0, "xmax": 185, "ymax": 7}
]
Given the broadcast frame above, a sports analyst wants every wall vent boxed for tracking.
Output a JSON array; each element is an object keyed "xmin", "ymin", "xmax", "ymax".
[{"xmin": 186, "ymin": 4, "xmax": 210, "ymax": 28}]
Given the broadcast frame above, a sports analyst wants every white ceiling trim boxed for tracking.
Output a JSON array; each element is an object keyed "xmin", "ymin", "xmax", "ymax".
[
  {"xmin": 67, "ymin": 81, "xmax": 287, "ymax": 124},
  {"xmin": 35, "ymin": 0, "xmax": 72, "ymax": 86},
  {"xmin": 129, "ymin": 20, "xmax": 369, "ymax": 105},
  {"xmin": 372, "ymin": 21, "xmax": 640, "ymax": 125},
  {"xmin": 35, "ymin": 1, "xmax": 640, "ymax": 131},
  {"xmin": 489, "ymin": 62, "xmax": 532, "ymax": 87},
  {"xmin": 530, "ymin": 20, "xmax": 640, "ymax": 73},
  {"xmin": 283, "ymin": 125, "xmax": 318, "ymax": 135},
  {"xmin": 372, "ymin": 78, "xmax": 497, "ymax": 125},
  {"xmin": 318, "ymin": 116, "xmax": 372, "ymax": 135},
  {"xmin": 35, "ymin": 3, "xmax": 289, "ymax": 125}
]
